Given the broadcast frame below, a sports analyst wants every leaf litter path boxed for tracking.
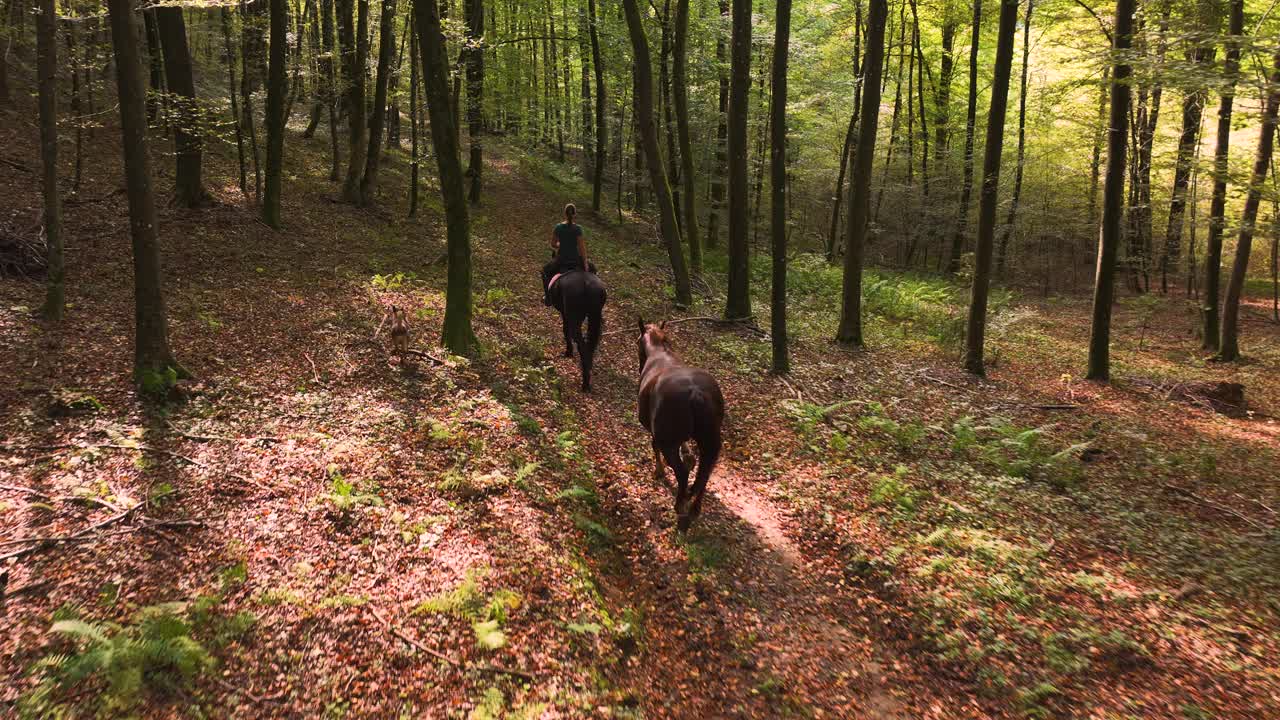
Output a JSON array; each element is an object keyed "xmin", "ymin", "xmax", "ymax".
[{"xmin": 476, "ymin": 156, "xmax": 975, "ymax": 718}]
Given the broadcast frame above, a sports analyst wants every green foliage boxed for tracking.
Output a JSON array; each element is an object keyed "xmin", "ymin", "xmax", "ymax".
[
  {"xmin": 414, "ymin": 569, "xmax": 521, "ymax": 652},
  {"xmin": 318, "ymin": 465, "xmax": 383, "ymax": 515},
  {"xmin": 136, "ymin": 366, "xmax": 179, "ymax": 398},
  {"xmin": 953, "ymin": 417, "xmax": 1089, "ymax": 490},
  {"xmin": 21, "ymin": 605, "xmax": 214, "ymax": 717},
  {"xmin": 869, "ymin": 466, "xmax": 925, "ymax": 512},
  {"xmin": 370, "ymin": 271, "xmax": 416, "ymax": 290}
]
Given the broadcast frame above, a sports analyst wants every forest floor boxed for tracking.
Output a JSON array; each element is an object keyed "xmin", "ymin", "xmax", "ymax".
[{"xmin": 2, "ymin": 111, "xmax": 1280, "ymax": 719}]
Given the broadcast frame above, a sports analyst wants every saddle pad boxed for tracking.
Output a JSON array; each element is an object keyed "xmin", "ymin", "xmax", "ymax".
[{"xmin": 548, "ymin": 272, "xmax": 563, "ymax": 289}]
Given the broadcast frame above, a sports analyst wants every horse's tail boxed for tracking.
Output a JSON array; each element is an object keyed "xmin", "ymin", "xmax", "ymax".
[{"xmin": 689, "ymin": 387, "xmax": 722, "ymax": 488}]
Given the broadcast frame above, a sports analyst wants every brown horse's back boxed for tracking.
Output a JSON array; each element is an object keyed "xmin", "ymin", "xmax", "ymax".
[{"xmin": 647, "ymin": 367, "xmax": 724, "ymax": 449}]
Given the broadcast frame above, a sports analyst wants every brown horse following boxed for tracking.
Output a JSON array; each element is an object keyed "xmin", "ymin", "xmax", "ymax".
[{"xmin": 636, "ymin": 319, "xmax": 725, "ymax": 531}]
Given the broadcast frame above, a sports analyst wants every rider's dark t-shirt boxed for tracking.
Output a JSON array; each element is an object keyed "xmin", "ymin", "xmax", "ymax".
[{"xmin": 554, "ymin": 222, "xmax": 584, "ymax": 268}]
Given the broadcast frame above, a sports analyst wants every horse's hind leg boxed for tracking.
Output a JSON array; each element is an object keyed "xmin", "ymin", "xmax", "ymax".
[
  {"xmin": 651, "ymin": 440, "xmax": 665, "ymax": 484},
  {"xmin": 687, "ymin": 439, "xmax": 721, "ymax": 525},
  {"xmin": 572, "ymin": 323, "xmax": 591, "ymax": 391},
  {"xmin": 660, "ymin": 444, "xmax": 692, "ymax": 531},
  {"xmin": 561, "ymin": 313, "xmax": 575, "ymax": 358}
]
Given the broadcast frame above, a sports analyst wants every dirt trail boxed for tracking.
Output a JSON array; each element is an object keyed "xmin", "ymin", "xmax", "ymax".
[{"xmin": 476, "ymin": 156, "xmax": 942, "ymax": 718}]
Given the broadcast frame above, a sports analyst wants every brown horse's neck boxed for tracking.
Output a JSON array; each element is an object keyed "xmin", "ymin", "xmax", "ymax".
[{"xmin": 641, "ymin": 343, "xmax": 681, "ymax": 380}]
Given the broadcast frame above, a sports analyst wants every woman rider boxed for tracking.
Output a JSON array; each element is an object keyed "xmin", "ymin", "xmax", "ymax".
[{"xmin": 543, "ymin": 203, "xmax": 592, "ymax": 305}]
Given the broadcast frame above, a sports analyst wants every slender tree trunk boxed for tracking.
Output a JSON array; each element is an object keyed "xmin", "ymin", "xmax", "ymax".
[
  {"xmin": 155, "ymin": 7, "xmax": 207, "ymax": 206},
  {"xmin": 828, "ymin": 113, "xmax": 855, "ymax": 261},
  {"xmin": 964, "ymin": 0, "xmax": 1018, "ymax": 376},
  {"xmin": 341, "ymin": 0, "xmax": 369, "ymax": 201},
  {"xmin": 621, "ymin": 0, "xmax": 692, "ymax": 307},
  {"xmin": 220, "ymin": 8, "xmax": 248, "ymax": 195},
  {"xmin": 836, "ymin": 0, "xmax": 886, "ymax": 345},
  {"xmin": 549, "ymin": 0, "xmax": 564, "ymax": 161},
  {"xmin": 1219, "ymin": 46, "xmax": 1279, "ymax": 360},
  {"xmin": 106, "ymin": 0, "xmax": 184, "ymax": 384},
  {"xmin": 769, "ymin": 0, "xmax": 791, "ymax": 373},
  {"xmin": 67, "ymin": 19, "xmax": 83, "ymax": 192},
  {"xmin": 414, "ymin": 0, "xmax": 474, "ymax": 353},
  {"xmin": 242, "ymin": 0, "xmax": 264, "ymax": 201},
  {"xmin": 1202, "ymin": 0, "xmax": 1244, "ymax": 350},
  {"xmin": 724, "ymin": 0, "xmax": 752, "ymax": 318},
  {"xmin": 360, "ymin": 0, "xmax": 396, "ymax": 204},
  {"xmin": 948, "ymin": 0, "xmax": 981, "ymax": 274},
  {"xmin": 464, "ymin": 0, "xmax": 483, "ymax": 203},
  {"xmin": 705, "ymin": 0, "xmax": 728, "ymax": 249},
  {"xmin": 37, "ymin": 0, "xmax": 62, "ymax": 321},
  {"xmin": 408, "ymin": 11, "xmax": 420, "ymax": 216},
  {"xmin": 995, "ymin": 0, "xmax": 1032, "ymax": 277},
  {"xmin": 934, "ymin": 18, "xmax": 955, "ymax": 166},
  {"xmin": 578, "ymin": 1, "xmax": 592, "ymax": 175},
  {"xmin": 304, "ymin": 0, "xmax": 324, "ymax": 137},
  {"xmin": 587, "ymin": 0, "xmax": 605, "ymax": 210},
  {"xmin": 1087, "ymin": 67, "xmax": 1107, "ymax": 232},
  {"xmin": 143, "ymin": 8, "xmax": 164, "ymax": 126},
  {"xmin": 873, "ymin": 3, "xmax": 906, "ymax": 224},
  {"xmin": 321, "ymin": 0, "xmax": 340, "ymax": 180},
  {"xmin": 263, "ymin": 0, "xmax": 287, "ymax": 227},
  {"xmin": 1161, "ymin": 47, "xmax": 1212, "ymax": 294},
  {"xmin": 828, "ymin": 1, "xmax": 862, "ymax": 262},
  {"xmin": 1086, "ymin": 0, "xmax": 1135, "ymax": 382},
  {"xmin": 673, "ymin": 0, "xmax": 699, "ymax": 273},
  {"xmin": 911, "ymin": 0, "xmax": 928, "ymax": 200}
]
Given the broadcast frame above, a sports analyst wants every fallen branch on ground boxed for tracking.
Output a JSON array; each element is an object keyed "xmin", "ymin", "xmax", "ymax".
[
  {"xmin": 603, "ymin": 316, "xmax": 764, "ymax": 337},
  {"xmin": 405, "ymin": 348, "xmax": 447, "ymax": 365},
  {"xmin": 369, "ymin": 607, "xmax": 536, "ymax": 680},
  {"xmin": 0, "ymin": 443, "xmax": 272, "ymax": 493},
  {"xmin": 165, "ymin": 420, "xmax": 281, "ymax": 444},
  {"xmin": 1162, "ymin": 484, "xmax": 1274, "ymax": 533}
]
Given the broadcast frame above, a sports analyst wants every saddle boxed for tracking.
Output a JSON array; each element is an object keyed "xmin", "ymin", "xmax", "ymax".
[{"xmin": 547, "ymin": 262, "xmax": 598, "ymax": 291}]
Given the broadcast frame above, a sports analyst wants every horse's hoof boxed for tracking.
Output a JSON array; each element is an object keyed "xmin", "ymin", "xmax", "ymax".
[
  {"xmin": 676, "ymin": 514, "xmax": 692, "ymax": 533},
  {"xmin": 563, "ymin": 351, "xmax": 574, "ymax": 358},
  {"xmin": 582, "ymin": 383, "xmax": 592, "ymax": 393}
]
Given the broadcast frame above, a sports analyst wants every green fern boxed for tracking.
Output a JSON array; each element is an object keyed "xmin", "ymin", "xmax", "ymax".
[{"xmin": 22, "ymin": 605, "xmax": 213, "ymax": 717}]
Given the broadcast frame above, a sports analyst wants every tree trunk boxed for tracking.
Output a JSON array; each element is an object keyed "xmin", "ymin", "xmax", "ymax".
[
  {"xmin": 263, "ymin": 0, "xmax": 287, "ymax": 227},
  {"xmin": 873, "ymin": 2, "xmax": 906, "ymax": 224},
  {"xmin": 106, "ymin": 0, "xmax": 184, "ymax": 385},
  {"xmin": 828, "ymin": 1, "xmax": 862, "ymax": 262},
  {"xmin": 37, "ymin": 0, "xmax": 62, "ymax": 321},
  {"xmin": 408, "ymin": 10, "xmax": 419, "ymax": 216},
  {"xmin": 143, "ymin": 8, "xmax": 164, "ymax": 126},
  {"xmin": 705, "ymin": 0, "xmax": 728, "ymax": 249},
  {"xmin": 995, "ymin": 0, "xmax": 1032, "ymax": 277},
  {"xmin": 413, "ymin": 0, "xmax": 475, "ymax": 353},
  {"xmin": 587, "ymin": 0, "xmax": 605, "ymax": 211},
  {"xmin": 1086, "ymin": 0, "xmax": 1135, "ymax": 382},
  {"xmin": 673, "ymin": 0, "xmax": 700, "ymax": 273},
  {"xmin": 964, "ymin": 0, "xmax": 1018, "ymax": 376},
  {"xmin": 221, "ymin": 7, "xmax": 248, "ymax": 196},
  {"xmin": 827, "ymin": 112, "xmax": 855, "ymax": 261},
  {"xmin": 155, "ymin": 7, "xmax": 206, "ymax": 207},
  {"xmin": 948, "ymin": 0, "xmax": 981, "ymax": 274},
  {"xmin": 464, "ymin": 0, "xmax": 483, "ymax": 203},
  {"xmin": 621, "ymin": 0, "xmax": 692, "ymax": 307},
  {"xmin": 578, "ymin": 1, "xmax": 592, "ymax": 175},
  {"xmin": 1087, "ymin": 67, "xmax": 1107, "ymax": 232},
  {"xmin": 836, "ymin": 0, "xmax": 886, "ymax": 346},
  {"xmin": 1218, "ymin": 46, "xmax": 1279, "ymax": 361},
  {"xmin": 67, "ymin": 18, "xmax": 84, "ymax": 191},
  {"xmin": 242, "ymin": 0, "xmax": 264, "ymax": 201},
  {"xmin": 359, "ymin": 0, "xmax": 396, "ymax": 204},
  {"xmin": 724, "ymin": 0, "xmax": 751, "ymax": 318},
  {"xmin": 934, "ymin": 18, "xmax": 955, "ymax": 166},
  {"xmin": 549, "ymin": 1, "xmax": 563, "ymax": 161},
  {"xmin": 769, "ymin": 0, "xmax": 791, "ymax": 373},
  {"xmin": 1202, "ymin": 0, "xmax": 1244, "ymax": 350},
  {"xmin": 1161, "ymin": 46, "xmax": 1212, "ymax": 294},
  {"xmin": 322, "ymin": 0, "xmax": 340, "ymax": 180},
  {"xmin": 341, "ymin": 0, "xmax": 369, "ymax": 202},
  {"xmin": 911, "ymin": 0, "xmax": 929, "ymax": 200}
]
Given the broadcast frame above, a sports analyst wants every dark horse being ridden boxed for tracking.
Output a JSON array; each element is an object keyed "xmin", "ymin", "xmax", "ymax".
[
  {"xmin": 549, "ymin": 270, "xmax": 607, "ymax": 392},
  {"xmin": 636, "ymin": 320, "xmax": 725, "ymax": 531}
]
